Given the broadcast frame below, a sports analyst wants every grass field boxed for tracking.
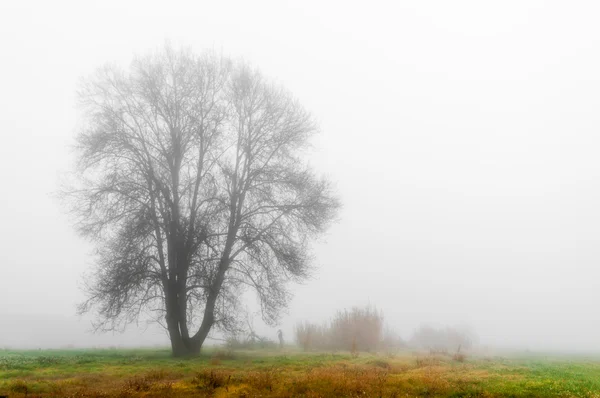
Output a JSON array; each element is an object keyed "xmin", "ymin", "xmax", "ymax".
[{"xmin": 1, "ymin": 347, "xmax": 600, "ymax": 397}]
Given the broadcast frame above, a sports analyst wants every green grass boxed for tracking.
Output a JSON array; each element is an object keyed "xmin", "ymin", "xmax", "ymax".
[{"xmin": 1, "ymin": 347, "xmax": 600, "ymax": 397}]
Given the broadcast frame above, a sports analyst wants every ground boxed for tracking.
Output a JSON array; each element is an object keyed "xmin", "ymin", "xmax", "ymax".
[{"xmin": 1, "ymin": 347, "xmax": 600, "ymax": 397}]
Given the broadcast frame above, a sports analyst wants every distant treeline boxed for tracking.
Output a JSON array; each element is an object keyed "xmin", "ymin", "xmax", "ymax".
[{"xmin": 295, "ymin": 305, "xmax": 474, "ymax": 353}]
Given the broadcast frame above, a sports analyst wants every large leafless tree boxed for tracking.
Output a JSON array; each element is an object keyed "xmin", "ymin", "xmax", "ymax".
[{"xmin": 65, "ymin": 46, "xmax": 339, "ymax": 356}]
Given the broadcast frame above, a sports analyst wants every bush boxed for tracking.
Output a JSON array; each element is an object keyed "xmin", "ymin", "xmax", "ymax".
[
  {"xmin": 295, "ymin": 321, "xmax": 331, "ymax": 351},
  {"xmin": 123, "ymin": 376, "xmax": 152, "ymax": 392},
  {"xmin": 295, "ymin": 305, "xmax": 390, "ymax": 352},
  {"xmin": 8, "ymin": 379, "xmax": 29, "ymax": 395},
  {"xmin": 192, "ymin": 369, "xmax": 231, "ymax": 392},
  {"xmin": 330, "ymin": 306, "xmax": 383, "ymax": 352}
]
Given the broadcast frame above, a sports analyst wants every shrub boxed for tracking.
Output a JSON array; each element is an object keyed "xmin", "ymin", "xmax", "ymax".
[
  {"xmin": 295, "ymin": 305, "xmax": 390, "ymax": 353},
  {"xmin": 8, "ymin": 379, "xmax": 29, "ymax": 395},
  {"xmin": 191, "ymin": 369, "xmax": 231, "ymax": 392},
  {"xmin": 244, "ymin": 368, "xmax": 278, "ymax": 391},
  {"xmin": 295, "ymin": 321, "xmax": 330, "ymax": 351},
  {"xmin": 123, "ymin": 376, "xmax": 152, "ymax": 392},
  {"xmin": 330, "ymin": 305, "xmax": 384, "ymax": 352}
]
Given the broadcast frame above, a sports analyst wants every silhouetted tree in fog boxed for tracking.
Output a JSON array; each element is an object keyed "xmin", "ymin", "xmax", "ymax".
[{"xmin": 64, "ymin": 46, "xmax": 339, "ymax": 356}]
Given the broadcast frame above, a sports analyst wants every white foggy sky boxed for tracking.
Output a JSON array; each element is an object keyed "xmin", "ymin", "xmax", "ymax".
[{"xmin": 1, "ymin": 0, "xmax": 600, "ymax": 350}]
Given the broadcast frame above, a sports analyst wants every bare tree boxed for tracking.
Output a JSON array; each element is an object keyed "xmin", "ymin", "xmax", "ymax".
[{"xmin": 64, "ymin": 46, "xmax": 339, "ymax": 356}]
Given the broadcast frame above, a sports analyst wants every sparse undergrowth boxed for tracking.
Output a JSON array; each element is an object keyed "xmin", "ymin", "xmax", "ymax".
[{"xmin": 1, "ymin": 348, "xmax": 600, "ymax": 397}]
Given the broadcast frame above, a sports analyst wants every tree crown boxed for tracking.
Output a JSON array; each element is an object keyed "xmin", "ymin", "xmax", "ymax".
[{"xmin": 64, "ymin": 46, "xmax": 339, "ymax": 343}]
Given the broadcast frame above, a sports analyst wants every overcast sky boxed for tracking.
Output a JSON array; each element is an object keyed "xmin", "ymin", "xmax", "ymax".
[{"xmin": 2, "ymin": 0, "xmax": 600, "ymax": 351}]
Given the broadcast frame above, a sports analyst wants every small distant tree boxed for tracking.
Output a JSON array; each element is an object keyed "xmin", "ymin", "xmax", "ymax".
[{"xmin": 63, "ymin": 45, "xmax": 339, "ymax": 357}]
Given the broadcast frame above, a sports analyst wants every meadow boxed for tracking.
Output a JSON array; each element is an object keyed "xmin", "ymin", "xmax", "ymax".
[{"xmin": 1, "ymin": 348, "xmax": 600, "ymax": 397}]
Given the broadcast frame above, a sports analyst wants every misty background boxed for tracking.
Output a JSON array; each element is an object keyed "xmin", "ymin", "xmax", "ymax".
[{"xmin": 1, "ymin": 0, "xmax": 600, "ymax": 351}]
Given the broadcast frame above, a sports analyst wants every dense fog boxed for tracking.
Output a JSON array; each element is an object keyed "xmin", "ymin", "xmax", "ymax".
[{"xmin": 2, "ymin": 0, "xmax": 600, "ymax": 353}]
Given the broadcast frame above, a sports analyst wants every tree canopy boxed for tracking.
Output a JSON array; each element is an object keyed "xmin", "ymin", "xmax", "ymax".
[{"xmin": 65, "ymin": 46, "xmax": 339, "ymax": 356}]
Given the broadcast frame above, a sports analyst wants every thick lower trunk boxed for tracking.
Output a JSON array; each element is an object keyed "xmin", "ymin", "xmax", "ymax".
[
  {"xmin": 165, "ymin": 239, "xmax": 199, "ymax": 357},
  {"xmin": 166, "ymin": 311, "xmax": 188, "ymax": 357},
  {"xmin": 165, "ymin": 232, "xmax": 232, "ymax": 357},
  {"xmin": 165, "ymin": 279, "xmax": 197, "ymax": 357},
  {"xmin": 166, "ymin": 280, "xmax": 206, "ymax": 357},
  {"xmin": 169, "ymin": 335, "xmax": 188, "ymax": 357},
  {"xmin": 169, "ymin": 334, "xmax": 202, "ymax": 357},
  {"xmin": 190, "ymin": 263, "xmax": 227, "ymax": 351}
]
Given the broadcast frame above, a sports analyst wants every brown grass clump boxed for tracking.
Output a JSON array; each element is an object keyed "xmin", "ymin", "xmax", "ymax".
[
  {"xmin": 191, "ymin": 369, "xmax": 232, "ymax": 393},
  {"xmin": 119, "ymin": 370, "xmax": 174, "ymax": 396},
  {"xmin": 242, "ymin": 368, "xmax": 279, "ymax": 392},
  {"xmin": 123, "ymin": 376, "xmax": 152, "ymax": 393},
  {"xmin": 8, "ymin": 379, "xmax": 29, "ymax": 395}
]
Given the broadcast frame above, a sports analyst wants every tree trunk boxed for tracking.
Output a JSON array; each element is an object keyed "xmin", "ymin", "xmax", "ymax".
[
  {"xmin": 166, "ymin": 206, "xmax": 236, "ymax": 357},
  {"xmin": 189, "ymin": 262, "xmax": 229, "ymax": 354},
  {"xmin": 166, "ymin": 293, "xmax": 187, "ymax": 357},
  {"xmin": 165, "ymin": 227, "xmax": 202, "ymax": 357},
  {"xmin": 168, "ymin": 333, "xmax": 202, "ymax": 357},
  {"xmin": 165, "ymin": 276, "xmax": 196, "ymax": 357},
  {"xmin": 167, "ymin": 313, "xmax": 202, "ymax": 357},
  {"xmin": 165, "ymin": 276, "xmax": 205, "ymax": 357},
  {"xmin": 166, "ymin": 280, "xmax": 221, "ymax": 357},
  {"xmin": 169, "ymin": 334, "xmax": 188, "ymax": 357}
]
